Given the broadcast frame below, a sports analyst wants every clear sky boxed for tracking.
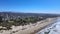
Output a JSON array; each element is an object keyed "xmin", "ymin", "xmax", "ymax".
[{"xmin": 0, "ymin": 0, "xmax": 60, "ymax": 14}]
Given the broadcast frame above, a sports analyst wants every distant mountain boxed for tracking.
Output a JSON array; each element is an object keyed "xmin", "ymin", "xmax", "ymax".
[{"xmin": 0, "ymin": 12, "xmax": 60, "ymax": 17}]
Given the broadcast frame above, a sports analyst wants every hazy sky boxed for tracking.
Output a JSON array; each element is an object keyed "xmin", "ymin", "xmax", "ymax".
[{"xmin": 0, "ymin": 0, "xmax": 60, "ymax": 14}]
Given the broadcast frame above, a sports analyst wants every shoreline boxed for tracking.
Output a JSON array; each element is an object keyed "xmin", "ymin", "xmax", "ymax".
[
  {"xmin": 35, "ymin": 18, "xmax": 57, "ymax": 34},
  {"xmin": 0, "ymin": 18, "xmax": 57, "ymax": 34}
]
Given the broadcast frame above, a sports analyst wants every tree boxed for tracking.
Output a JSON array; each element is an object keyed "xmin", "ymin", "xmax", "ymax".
[{"xmin": 0, "ymin": 16, "xmax": 3, "ymax": 22}]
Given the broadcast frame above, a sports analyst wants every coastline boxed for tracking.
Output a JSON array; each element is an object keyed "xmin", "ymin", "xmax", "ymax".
[
  {"xmin": 35, "ymin": 18, "xmax": 57, "ymax": 34},
  {"xmin": 31, "ymin": 18, "xmax": 57, "ymax": 34},
  {"xmin": 0, "ymin": 18, "xmax": 57, "ymax": 34}
]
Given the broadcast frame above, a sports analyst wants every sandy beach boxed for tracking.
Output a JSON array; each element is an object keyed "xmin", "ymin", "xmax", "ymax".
[{"xmin": 0, "ymin": 18, "xmax": 57, "ymax": 34}]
